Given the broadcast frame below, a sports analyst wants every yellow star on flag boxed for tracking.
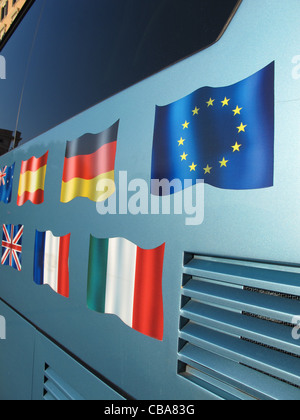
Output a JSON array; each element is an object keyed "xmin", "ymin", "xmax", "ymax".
[
  {"xmin": 178, "ymin": 137, "xmax": 185, "ymax": 146},
  {"xmin": 221, "ymin": 97, "xmax": 230, "ymax": 107},
  {"xmin": 182, "ymin": 121, "xmax": 190, "ymax": 129},
  {"xmin": 189, "ymin": 162, "xmax": 197, "ymax": 172},
  {"xmin": 237, "ymin": 122, "xmax": 247, "ymax": 133},
  {"xmin": 219, "ymin": 157, "xmax": 229, "ymax": 167},
  {"xmin": 232, "ymin": 142, "xmax": 242, "ymax": 152},
  {"xmin": 192, "ymin": 106, "xmax": 200, "ymax": 115},
  {"xmin": 206, "ymin": 98, "xmax": 215, "ymax": 107},
  {"xmin": 180, "ymin": 152, "xmax": 188, "ymax": 161},
  {"xmin": 203, "ymin": 164, "xmax": 212, "ymax": 174},
  {"xmin": 233, "ymin": 105, "xmax": 242, "ymax": 116}
]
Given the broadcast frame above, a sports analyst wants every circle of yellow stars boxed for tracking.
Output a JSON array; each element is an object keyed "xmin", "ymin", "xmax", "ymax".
[{"xmin": 178, "ymin": 97, "xmax": 246, "ymax": 175}]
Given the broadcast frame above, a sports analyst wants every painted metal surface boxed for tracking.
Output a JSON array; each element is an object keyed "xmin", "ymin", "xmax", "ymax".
[
  {"xmin": 0, "ymin": 0, "xmax": 300, "ymax": 399},
  {"xmin": 0, "ymin": 300, "xmax": 35, "ymax": 400}
]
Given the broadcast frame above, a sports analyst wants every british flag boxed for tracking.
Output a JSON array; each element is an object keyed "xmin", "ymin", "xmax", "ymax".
[{"xmin": 1, "ymin": 224, "xmax": 23, "ymax": 271}]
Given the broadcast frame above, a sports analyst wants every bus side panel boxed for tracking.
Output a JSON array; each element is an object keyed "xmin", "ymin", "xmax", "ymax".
[
  {"xmin": 0, "ymin": 0, "xmax": 300, "ymax": 399},
  {"xmin": 0, "ymin": 300, "xmax": 35, "ymax": 400}
]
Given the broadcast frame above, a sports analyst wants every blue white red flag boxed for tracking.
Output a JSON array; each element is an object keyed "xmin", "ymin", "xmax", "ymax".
[
  {"xmin": 1, "ymin": 224, "xmax": 23, "ymax": 271},
  {"xmin": 34, "ymin": 230, "xmax": 71, "ymax": 298},
  {"xmin": 0, "ymin": 163, "xmax": 15, "ymax": 204}
]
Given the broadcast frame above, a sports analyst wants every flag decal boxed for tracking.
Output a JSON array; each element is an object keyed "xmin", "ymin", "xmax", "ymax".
[
  {"xmin": 61, "ymin": 121, "xmax": 119, "ymax": 203},
  {"xmin": 1, "ymin": 224, "xmax": 23, "ymax": 271},
  {"xmin": 87, "ymin": 237, "xmax": 165, "ymax": 340},
  {"xmin": 17, "ymin": 151, "xmax": 49, "ymax": 206},
  {"xmin": 151, "ymin": 62, "xmax": 275, "ymax": 195},
  {"xmin": 34, "ymin": 230, "xmax": 71, "ymax": 298},
  {"xmin": 0, "ymin": 163, "xmax": 15, "ymax": 204}
]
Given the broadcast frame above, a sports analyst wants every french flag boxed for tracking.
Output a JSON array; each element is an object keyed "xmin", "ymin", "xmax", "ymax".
[{"xmin": 34, "ymin": 230, "xmax": 71, "ymax": 298}]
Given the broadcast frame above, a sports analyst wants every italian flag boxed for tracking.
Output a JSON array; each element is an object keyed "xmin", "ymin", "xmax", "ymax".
[{"xmin": 87, "ymin": 237, "xmax": 165, "ymax": 341}]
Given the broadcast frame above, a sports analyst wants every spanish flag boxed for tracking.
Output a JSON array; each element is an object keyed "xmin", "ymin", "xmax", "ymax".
[
  {"xmin": 17, "ymin": 151, "xmax": 48, "ymax": 206},
  {"xmin": 61, "ymin": 121, "xmax": 119, "ymax": 203}
]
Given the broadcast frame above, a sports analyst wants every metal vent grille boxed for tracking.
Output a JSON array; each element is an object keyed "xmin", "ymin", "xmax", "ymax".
[
  {"xmin": 178, "ymin": 254, "xmax": 300, "ymax": 400},
  {"xmin": 43, "ymin": 364, "xmax": 85, "ymax": 401}
]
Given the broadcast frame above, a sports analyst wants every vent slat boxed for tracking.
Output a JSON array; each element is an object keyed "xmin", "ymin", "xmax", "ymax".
[
  {"xmin": 182, "ymin": 278, "xmax": 300, "ymax": 324},
  {"xmin": 179, "ymin": 343, "xmax": 300, "ymax": 401},
  {"xmin": 43, "ymin": 366, "xmax": 85, "ymax": 401},
  {"xmin": 179, "ymin": 254, "xmax": 300, "ymax": 400},
  {"xmin": 43, "ymin": 393, "xmax": 56, "ymax": 401},
  {"xmin": 180, "ymin": 322, "xmax": 300, "ymax": 385},
  {"xmin": 183, "ymin": 259, "xmax": 300, "ymax": 296},
  {"xmin": 182, "ymin": 367, "xmax": 254, "ymax": 401},
  {"xmin": 181, "ymin": 301, "xmax": 300, "ymax": 355},
  {"xmin": 44, "ymin": 380, "xmax": 69, "ymax": 401}
]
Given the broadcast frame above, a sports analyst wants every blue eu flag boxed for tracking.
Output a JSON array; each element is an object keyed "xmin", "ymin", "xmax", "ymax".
[{"xmin": 151, "ymin": 62, "xmax": 274, "ymax": 195}]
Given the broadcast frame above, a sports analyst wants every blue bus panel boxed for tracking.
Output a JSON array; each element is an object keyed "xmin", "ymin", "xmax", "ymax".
[{"xmin": 1, "ymin": 0, "xmax": 300, "ymax": 400}]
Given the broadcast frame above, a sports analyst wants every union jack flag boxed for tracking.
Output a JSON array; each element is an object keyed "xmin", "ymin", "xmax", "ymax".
[
  {"xmin": 0, "ymin": 166, "xmax": 7, "ymax": 186},
  {"xmin": 1, "ymin": 224, "xmax": 23, "ymax": 271}
]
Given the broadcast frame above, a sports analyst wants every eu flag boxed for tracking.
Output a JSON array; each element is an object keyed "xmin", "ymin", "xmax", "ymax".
[{"xmin": 151, "ymin": 62, "xmax": 274, "ymax": 195}]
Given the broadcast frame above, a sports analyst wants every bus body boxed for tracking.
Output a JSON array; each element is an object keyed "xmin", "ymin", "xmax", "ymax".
[{"xmin": 1, "ymin": 0, "xmax": 300, "ymax": 400}]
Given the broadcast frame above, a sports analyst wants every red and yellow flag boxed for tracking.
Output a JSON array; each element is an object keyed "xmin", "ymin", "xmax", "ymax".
[{"xmin": 17, "ymin": 151, "xmax": 48, "ymax": 206}]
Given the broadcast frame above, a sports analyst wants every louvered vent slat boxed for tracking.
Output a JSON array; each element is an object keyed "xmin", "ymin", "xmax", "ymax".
[
  {"xmin": 182, "ymin": 301, "xmax": 300, "ymax": 355},
  {"xmin": 183, "ymin": 257, "xmax": 300, "ymax": 296},
  {"xmin": 182, "ymin": 279, "xmax": 300, "ymax": 324},
  {"xmin": 179, "ymin": 343, "xmax": 300, "ymax": 401},
  {"xmin": 179, "ymin": 254, "xmax": 300, "ymax": 400},
  {"xmin": 43, "ymin": 365, "xmax": 85, "ymax": 401},
  {"xmin": 43, "ymin": 379, "xmax": 69, "ymax": 401},
  {"xmin": 43, "ymin": 393, "xmax": 56, "ymax": 401}
]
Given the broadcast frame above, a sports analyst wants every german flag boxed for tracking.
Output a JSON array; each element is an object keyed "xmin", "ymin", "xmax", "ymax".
[
  {"xmin": 61, "ymin": 121, "xmax": 119, "ymax": 203},
  {"xmin": 17, "ymin": 151, "xmax": 48, "ymax": 206}
]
